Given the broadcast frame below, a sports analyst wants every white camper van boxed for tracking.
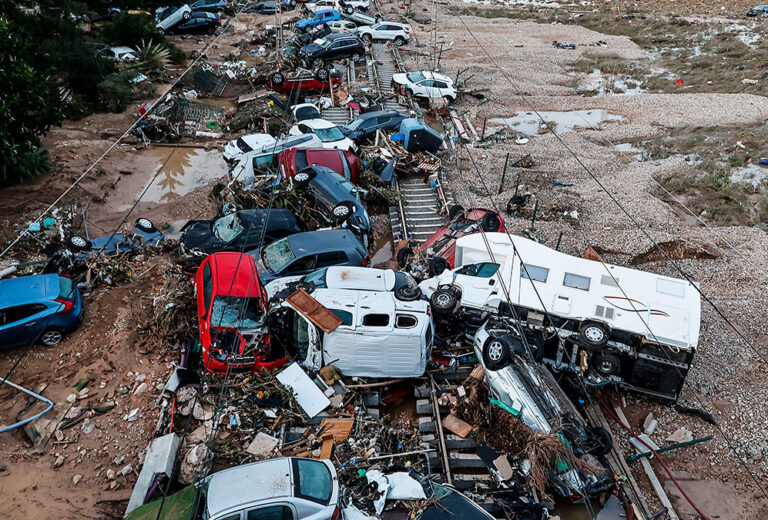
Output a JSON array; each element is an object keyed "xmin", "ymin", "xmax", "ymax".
[{"xmin": 419, "ymin": 233, "xmax": 702, "ymax": 400}]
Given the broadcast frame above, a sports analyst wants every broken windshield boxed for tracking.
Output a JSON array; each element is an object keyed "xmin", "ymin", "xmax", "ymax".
[
  {"xmin": 212, "ymin": 213, "xmax": 243, "ymax": 243},
  {"xmin": 407, "ymin": 72, "xmax": 426, "ymax": 83},
  {"xmin": 209, "ymin": 296, "xmax": 265, "ymax": 330},
  {"xmin": 262, "ymin": 238, "xmax": 295, "ymax": 273},
  {"xmin": 314, "ymin": 126, "xmax": 345, "ymax": 142}
]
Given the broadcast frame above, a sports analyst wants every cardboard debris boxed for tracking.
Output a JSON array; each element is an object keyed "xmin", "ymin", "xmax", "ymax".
[
  {"xmin": 319, "ymin": 417, "xmax": 354, "ymax": 442},
  {"xmin": 443, "ymin": 414, "xmax": 473, "ymax": 438}
]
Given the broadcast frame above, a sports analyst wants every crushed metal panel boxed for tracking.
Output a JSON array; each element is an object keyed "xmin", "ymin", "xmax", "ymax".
[
  {"xmin": 125, "ymin": 433, "xmax": 181, "ymax": 516},
  {"xmin": 277, "ymin": 363, "xmax": 330, "ymax": 418},
  {"xmin": 286, "ymin": 289, "xmax": 343, "ymax": 333}
]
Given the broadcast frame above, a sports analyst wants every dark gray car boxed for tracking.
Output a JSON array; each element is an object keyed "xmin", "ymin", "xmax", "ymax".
[
  {"xmin": 250, "ymin": 229, "xmax": 368, "ymax": 284},
  {"xmin": 341, "ymin": 109, "xmax": 407, "ymax": 144}
]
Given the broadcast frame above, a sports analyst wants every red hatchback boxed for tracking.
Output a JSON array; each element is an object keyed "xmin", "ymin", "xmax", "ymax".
[
  {"xmin": 195, "ymin": 252, "xmax": 288, "ymax": 374},
  {"xmin": 398, "ymin": 206, "xmax": 505, "ymax": 276},
  {"xmin": 267, "ymin": 69, "xmax": 343, "ymax": 94},
  {"xmin": 278, "ymin": 147, "xmax": 362, "ymax": 184}
]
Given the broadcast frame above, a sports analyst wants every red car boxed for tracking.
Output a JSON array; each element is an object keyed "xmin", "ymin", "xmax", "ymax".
[
  {"xmin": 267, "ymin": 69, "xmax": 342, "ymax": 94},
  {"xmin": 278, "ymin": 147, "xmax": 362, "ymax": 184},
  {"xmin": 398, "ymin": 206, "xmax": 505, "ymax": 276},
  {"xmin": 195, "ymin": 252, "xmax": 288, "ymax": 374}
]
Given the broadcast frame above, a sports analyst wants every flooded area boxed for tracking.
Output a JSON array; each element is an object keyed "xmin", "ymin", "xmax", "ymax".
[
  {"xmin": 370, "ymin": 236, "xmax": 394, "ymax": 266},
  {"xmin": 491, "ymin": 110, "xmax": 625, "ymax": 136},
  {"xmin": 580, "ymin": 69, "xmax": 647, "ymax": 96},
  {"xmin": 554, "ymin": 495, "xmax": 624, "ymax": 520}
]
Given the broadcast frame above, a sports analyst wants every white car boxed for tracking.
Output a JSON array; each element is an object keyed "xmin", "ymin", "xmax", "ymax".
[
  {"xmin": 223, "ymin": 133, "xmax": 277, "ymax": 165},
  {"xmin": 265, "ymin": 265, "xmax": 420, "ymax": 299},
  {"xmin": 288, "ymin": 118, "xmax": 357, "ymax": 152},
  {"xmin": 102, "ymin": 46, "xmax": 139, "ymax": 62},
  {"xmin": 391, "ymin": 70, "xmax": 457, "ymax": 103},
  {"xmin": 155, "ymin": 4, "xmax": 192, "ymax": 31},
  {"xmin": 357, "ymin": 21, "xmax": 410, "ymax": 46},
  {"xmin": 229, "ymin": 134, "xmax": 322, "ymax": 185},
  {"xmin": 306, "ymin": 0, "xmax": 368, "ymax": 13},
  {"xmin": 291, "ymin": 102, "xmax": 322, "ymax": 122},
  {"xmin": 327, "ymin": 19, "xmax": 358, "ymax": 33}
]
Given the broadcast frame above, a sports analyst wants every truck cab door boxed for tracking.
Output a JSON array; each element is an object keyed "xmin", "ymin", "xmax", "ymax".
[{"xmin": 452, "ymin": 262, "xmax": 500, "ymax": 310}]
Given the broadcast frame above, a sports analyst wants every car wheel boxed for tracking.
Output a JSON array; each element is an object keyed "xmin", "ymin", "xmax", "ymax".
[
  {"xmin": 352, "ymin": 52, "xmax": 363, "ymax": 62},
  {"xmin": 444, "ymin": 95, "xmax": 456, "ymax": 104},
  {"xmin": 480, "ymin": 211, "xmax": 502, "ymax": 232},
  {"xmin": 41, "ymin": 328, "xmax": 64, "ymax": 347},
  {"xmin": 290, "ymin": 0, "xmax": 296, "ymax": 6},
  {"xmin": 182, "ymin": 10, "xmax": 192, "ymax": 20},
  {"xmin": 395, "ymin": 284, "xmax": 421, "ymax": 302},
  {"xmin": 344, "ymin": 5, "xmax": 354, "ymax": 14},
  {"xmin": 396, "ymin": 246, "xmax": 414, "ymax": 267},
  {"xmin": 331, "ymin": 202, "xmax": 353, "ymax": 224},
  {"xmin": 482, "ymin": 335, "xmax": 511, "ymax": 370},
  {"xmin": 269, "ymin": 72, "xmax": 285, "ymax": 87},
  {"xmin": 448, "ymin": 204, "xmax": 465, "ymax": 220},
  {"xmin": 135, "ymin": 218, "xmax": 157, "ymax": 233},
  {"xmin": 362, "ymin": 33, "xmax": 372, "ymax": 43},
  {"xmin": 592, "ymin": 351, "xmax": 621, "ymax": 377},
  {"xmin": 315, "ymin": 67, "xmax": 330, "ymax": 82},
  {"xmin": 66, "ymin": 234, "xmax": 91, "ymax": 252},
  {"xmin": 429, "ymin": 287, "xmax": 458, "ymax": 315},
  {"xmin": 292, "ymin": 281, "xmax": 316, "ymax": 294},
  {"xmin": 293, "ymin": 170, "xmax": 313, "ymax": 189},
  {"xmin": 428, "ymin": 256, "xmax": 448, "ymax": 277},
  {"xmin": 313, "ymin": 57, "xmax": 324, "ymax": 68},
  {"xmin": 579, "ymin": 321, "xmax": 610, "ymax": 349},
  {"xmin": 394, "ymin": 36, "xmax": 405, "ymax": 46},
  {"xmin": 587, "ymin": 426, "xmax": 614, "ymax": 457}
]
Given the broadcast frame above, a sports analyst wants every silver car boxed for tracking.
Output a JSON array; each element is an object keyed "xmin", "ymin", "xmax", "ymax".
[{"xmin": 202, "ymin": 457, "xmax": 340, "ymax": 520}]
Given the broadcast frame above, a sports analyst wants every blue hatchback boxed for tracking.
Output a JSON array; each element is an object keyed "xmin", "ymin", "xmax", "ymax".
[{"xmin": 0, "ymin": 274, "xmax": 83, "ymax": 350}]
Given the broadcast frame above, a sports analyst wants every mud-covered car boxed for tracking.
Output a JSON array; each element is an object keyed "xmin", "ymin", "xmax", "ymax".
[
  {"xmin": 398, "ymin": 205, "xmax": 504, "ymax": 278},
  {"xmin": 473, "ymin": 319, "xmax": 614, "ymax": 500},
  {"xmin": 44, "ymin": 218, "xmax": 163, "ymax": 278},
  {"xmin": 180, "ymin": 209, "xmax": 306, "ymax": 257}
]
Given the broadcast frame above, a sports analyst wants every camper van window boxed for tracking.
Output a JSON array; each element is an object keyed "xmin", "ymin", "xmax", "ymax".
[
  {"xmin": 563, "ymin": 272, "xmax": 591, "ymax": 291},
  {"xmin": 457, "ymin": 262, "xmax": 499, "ymax": 278},
  {"xmin": 395, "ymin": 314, "xmax": 418, "ymax": 328},
  {"xmin": 329, "ymin": 309, "xmax": 353, "ymax": 326},
  {"xmin": 362, "ymin": 313, "xmax": 389, "ymax": 327},
  {"xmin": 657, "ymin": 278, "xmax": 686, "ymax": 297},
  {"xmin": 521, "ymin": 264, "xmax": 549, "ymax": 283}
]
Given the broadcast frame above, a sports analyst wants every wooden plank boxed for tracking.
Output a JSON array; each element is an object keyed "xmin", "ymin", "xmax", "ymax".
[
  {"xmin": 285, "ymin": 289, "xmax": 342, "ymax": 333},
  {"xmin": 317, "ymin": 436, "xmax": 334, "ymax": 460},
  {"xmin": 318, "ymin": 417, "xmax": 354, "ymax": 442},
  {"xmin": 442, "ymin": 414, "xmax": 473, "ymax": 438}
]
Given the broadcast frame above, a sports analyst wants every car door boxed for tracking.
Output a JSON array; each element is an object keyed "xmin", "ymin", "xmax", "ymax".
[
  {"xmin": 0, "ymin": 303, "xmax": 49, "ymax": 348},
  {"xmin": 281, "ymin": 254, "xmax": 317, "ymax": 277},
  {"xmin": 416, "ymin": 79, "xmax": 434, "ymax": 97},
  {"xmin": 327, "ymin": 39, "xmax": 345, "ymax": 59},
  {"xmin": 452, "ymin": 263, "xmax": 501, "ymax": 310}
]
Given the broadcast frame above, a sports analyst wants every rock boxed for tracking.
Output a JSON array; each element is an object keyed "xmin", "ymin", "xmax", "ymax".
[
  {"xmin": 187, "ymin": 425, "xmax": 212, "ymax": 444},
  {"xmin": 124, "ymin": 408, "xmax": 139, "ymax": 422},
  {"xmin": 245, "ymin": 432, "xmax": 279, "ymax": 458},
  {"xmin": 64, "ymin": 406, "xmax": 81, "ymax": 420},
  {"xmin": 113, "ymin": 454, "xmax": 126, "ymax": 465},
  {"xmin": 134, "ymin": 382, "xmax": 148, "ymax": 395},
  {"xmin": 643, "ymin": 412, "xmax": 657, "ymax": 435},
  {"xmin": 106, "ymin": 469, "xmax": 116, "ymax": 480},
  {"xmin": 135, "ymin": 374, "xmax": 147, "ymax": 382},
  {"xmin": 66, "ymin": 394, "xmax": 77, "ymax": 403},
  {"xmin": 666, "ymin": 427, "xmax": 694, "ymax": 444},
  {"xmin": 192, "ymin": 403, "xmax": 213, "ymax": 421},
  {"xmin": 72, "ymin": 474, "xmax": 82, "ymax": 485},
  {"xmin": 53, "ymin": 455, "xmax": 65, "ymax": 468},
  {"xmin": 78, "ymin": 388, "xmax": 89, "ymax": 399},
  {"xmin": 179, "ymin": 444, "xmax": 209, "ymax": 485},
  {"xmin": 176, "ymin": 387, "xmax": 196, "ymax": 403},
  {"xmin": 82, "ymin": 421, "xmax": 95, "ymax": 435},
  {"xmin": 119, "ymin": 464, "xmax": 133, "ymax": 477},
  {"xmin": 109, "ymin": 480, "xmax": 118, "ymax": 490}
]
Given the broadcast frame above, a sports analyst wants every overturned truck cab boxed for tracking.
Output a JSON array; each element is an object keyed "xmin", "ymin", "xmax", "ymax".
[{"xmin": 420, "ymin": 233, "xmax": 701, "ymax": 401}]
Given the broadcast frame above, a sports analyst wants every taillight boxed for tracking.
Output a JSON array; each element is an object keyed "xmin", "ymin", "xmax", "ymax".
[
  {"xmin": 56, "ymin": 298, "xmax": 74, "ymax": 313},
  {"xmin": 361, "ymin": 256, "xmax": 368, "ymax": 266},
  {"xmin": 331, "ymin": 506, "xmax": 340, "ymax": 520}
]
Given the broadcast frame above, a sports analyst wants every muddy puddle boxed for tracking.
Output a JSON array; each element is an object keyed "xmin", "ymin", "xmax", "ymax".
[
  {"xmin": 121, "ymin": 147, "xmax": 227, "ymax": 208},
  {"xmin": 730, "ymin": 163, "xmax": 768, "ymax": 190},
  {"xmin": 580, "ymin": 69, "xmax": 647, "ymax": 96},
  {"xmin": 370, "ymin": 236, "xmax": 394, "ymax": 267},
  {"xmin": 660, "ymin": 472, "xmax": 749, "ymax": 519},
  {"xmin": 491, "ymin": 110, "xmax": 625, "ymax": 136}
]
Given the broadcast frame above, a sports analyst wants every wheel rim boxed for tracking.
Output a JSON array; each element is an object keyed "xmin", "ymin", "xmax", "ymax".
[
  {"xmin": 295, "ymin": 173, "xmax": 309, "ymax": 182},
  {"xmin": 488, "ymin": 341, "xmax": 503, "ymax": 361},
  {"xmin": 434, "ymin": 293, "xmax": 451, "ymax": 308},
  {"xmin": 71, "ymin": 236, "xmax": 87, "ymax": 248},
  {"xmin": 401, "ymin": 286, "xmax": 416, "ymax": 298},
  {"xmin": 138, "ymin": 218, "xmax": 152, "ymax": 229},
  {"xmin": 333, "ymin": 206, "xmax": 350, "ymax": 217},
  {"xmin": 598, "ymin": 360, "xmax": 615, "ymax": 374},
  {"xmin": 42, "ymin": 330, "xmax": 62, "ymax": 346},
  {"xmin": 584, "ymin": 326, "xmax": 605, "ymax": 343},
  {"xmin": 396, "ymin": 38, "xmax": 403, "ymax": 46}
]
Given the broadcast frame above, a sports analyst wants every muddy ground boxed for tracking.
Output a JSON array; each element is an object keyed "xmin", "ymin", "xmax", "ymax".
[{"xmin": 2, "ymin": 1, "xmax": 768, "ymax": 519}]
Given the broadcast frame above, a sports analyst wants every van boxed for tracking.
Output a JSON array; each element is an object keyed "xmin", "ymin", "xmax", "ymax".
[{"xmin": 269, "ymin": 288, "xmax": 434, "ymax": 378}]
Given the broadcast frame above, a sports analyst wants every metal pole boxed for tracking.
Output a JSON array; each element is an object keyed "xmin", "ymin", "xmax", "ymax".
[
  {"xmin": 531, "ymin": 200, "xmax": 538, "ymax": 228},
  {"xmin": 0, "ymin": 377, "xmax": 54, "ymax": 433},
  {"xmin": 555, "ymin": 231, "xmax": 563, "ymax": 251},
  {"xmin": 627, "ymin": 436, "xmax": 714, "ymax": 464},
  {"xmin": 497, "ymin": 152, "xmax": 510, "ymax": 195},
  {"xmin": 480, "ymin": 117, "xmax": 487, "ymax": 141}
]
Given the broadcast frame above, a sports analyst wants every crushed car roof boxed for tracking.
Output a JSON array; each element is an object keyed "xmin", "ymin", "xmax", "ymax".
[{"xmin": 206, "ymin": 458, "xmax": 292, "ymax": 517}]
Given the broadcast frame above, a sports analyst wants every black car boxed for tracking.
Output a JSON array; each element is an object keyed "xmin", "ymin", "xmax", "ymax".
[
  {"xmin": 170, "ymin": 11, "xmax": 220, "ymax": 34},
  {"xmin": 292, "ymin": 166, "xmax": 372, "ymax": 250},
  {"xmin": 245, "ymin": 0, "xmax": 293, "ymax": 14},
  {"xmin": 190, "ymin": 0, "xmax": 229, "ymax": 12},
  {"xmin": 180, "ymin": 209, "xmax": 306, "ymax": 256},
  {"xmin": 341, "ymin": 109, "xmax": 407, "ymax": 144},
  {"xmin": 299, "ymin": 33, "xmax": 365, "ymax": 68}
]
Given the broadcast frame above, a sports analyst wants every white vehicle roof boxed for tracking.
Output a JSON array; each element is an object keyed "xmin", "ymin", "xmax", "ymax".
[
  {"xmin": 110, "ymin": 46, "xmax": 137, "ymax": 54},
  {"xmin": 324, "ymin": 266, "xmax": 397, "ymax": 291},
  {"xmin": 454, "ymin": 233, "xmax": 701, "ymax": 351},
  {"xmin": 237, "ymin": 133, "xmax": 277, "ymax": 150},
  {"xmin": 206, "ymin": 458, "xmax": 292, "ymax": 517},
  {"xmin": 297, "ymin": 118, "xmax": 337, "ymax": 129}
]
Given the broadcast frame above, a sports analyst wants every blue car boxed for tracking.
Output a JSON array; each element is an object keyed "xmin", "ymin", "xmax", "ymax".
[
  {"xmin": 0, "ymin": 274, "xmax": 83, "ymax": 349},
  {"xmin": 295, "ymin": 9, "xmax": 341, "ymax": 32}
]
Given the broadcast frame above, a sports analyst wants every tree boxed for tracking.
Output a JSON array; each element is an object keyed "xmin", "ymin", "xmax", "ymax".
[{"xmin": 0, "ymin": 18, "xmax": 63, "ymax": 185}]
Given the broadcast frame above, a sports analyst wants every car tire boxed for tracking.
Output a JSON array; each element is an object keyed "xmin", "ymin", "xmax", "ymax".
[
  {"xmin": 579, "ymin": 321, "xmax": 610, "ymax": 349},
  {"xmin": 331, "ymin": 202, "xmax": 354, "ymax": 224},
  {"xmin": 290, "ymin": 0, "xmax": 297, "ymax": 6},
  {"xmin": 482, "ymin": 335, "xmax": 511, "ymax": 370},
  {"xmin": 313, "ymin": 57, "xmax": 324, "ymax": 68},
  {"xmin": 352, "ymin": 51, "xmax": 363, "ymax": 62},
  {"xmin": 66, "ymin": 234, "xmax": 91, "ymax": 252},
  {"xmin": 315, "ymin": 67, "xmax": 330, "ymax": 82},
  {"xmin": 135, "ymin": 218, "xmax": 157, "ymax": 233},
  {"xmin": 270, "ymin": 71, "xmax": 285, "ymax": 87},
  {"xmin": 362, "ymin": 33, "xmax": 372, "ymax": 43},
  {"xmin": 430, "ymin": 287, "xmax": 458, "ymax": 315},
  {"xmin": 182, "ymin": 10, "xmax": 191, "ymax": 20},
  {"xmin": 448, "ymin": 204, "xmax": 465, "ymax": 220},
  {"xmin": 40, "ymin": 328, "xmax": 64, "ymax": 347},
  {"xmin": 480, "ymin": 211, "xmax": 502, "ymax": 232},
  {"xmin": 587, "ymin": 426, "xmax": 614, "ymax": 457},
  {"xmin": 344, "ymin": 5, "xmax": 354, "ymax": 14},
  {"xmin": 397, "ymin": 246, "xmax": 414, "ymax": 267},
  {"xmin": 395, "ymin": 284, "xmax": 421, "ymax": 302},
  {"xmin": 428, "ymin": 256, "xmax": 448, "ymax": 277},
  {"xmin": 293, "ymin": 170, "xmax": 314, "ymax": 189},
  {"xmin": 394, "ymin": 36, "xmax": 405, "ymax": 46},
  {"xmin": 444, "ymin": 95, "xmax": 456, "ymax": 104},
  {"xmin": 592, "ymin": 351, "xmax": 621, "ymax": 377}
]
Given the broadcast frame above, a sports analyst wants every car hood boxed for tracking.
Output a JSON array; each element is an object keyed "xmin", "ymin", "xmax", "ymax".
[
  {"xmin": 391, "ymin": 73, "xmax": 409, "ymax": 85},
  {"xmin": 300, "ymin": 43, "xmax": 323, "ymax": 55},
  {"xmin": 181, "ymin": 221, "xmax": 223, "ymax": 252}
]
